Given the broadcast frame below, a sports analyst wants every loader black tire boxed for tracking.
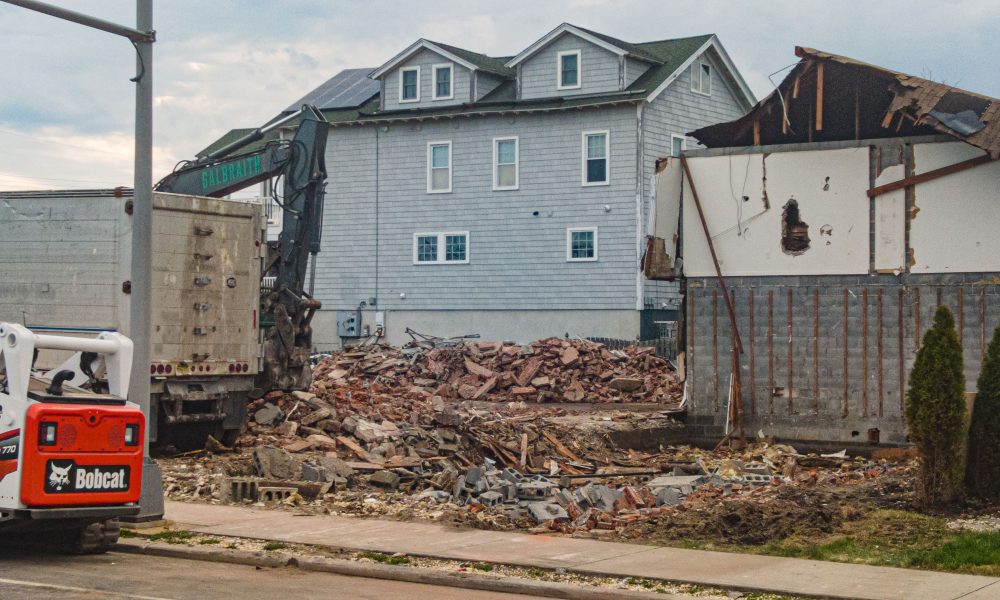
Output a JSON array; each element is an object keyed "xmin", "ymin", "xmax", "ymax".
[{"xmin": 72, "ymin": 519, "xmax": 120, "ymax": 554}]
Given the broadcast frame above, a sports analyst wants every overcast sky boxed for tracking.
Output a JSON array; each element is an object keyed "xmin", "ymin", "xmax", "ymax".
[{"xmin": 1, "ymin": 0, "xmax": 998, "ymax": 191}]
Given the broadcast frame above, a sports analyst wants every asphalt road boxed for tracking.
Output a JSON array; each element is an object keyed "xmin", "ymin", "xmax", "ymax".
[{"xmin": 0, "ymin": 548, "xmax": 545, "ymax": 599}]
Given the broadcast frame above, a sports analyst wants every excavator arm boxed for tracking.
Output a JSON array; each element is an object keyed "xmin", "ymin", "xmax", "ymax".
[{"xmin": 155, "ymin": 105, "xmax": 329, "ymax": 391}]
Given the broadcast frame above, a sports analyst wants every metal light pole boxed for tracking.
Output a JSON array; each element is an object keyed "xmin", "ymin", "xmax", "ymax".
[{"xmin": 1, "ymin": 0, "xmax": 163, "ymax": 521}]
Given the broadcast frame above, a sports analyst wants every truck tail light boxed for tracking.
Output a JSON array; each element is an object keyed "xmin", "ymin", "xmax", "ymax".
[
  {"xmin": 124, "ymin": 424, "xmax": 139, "ymax": 446},
  {"xmin": 242, "ymin": 363, "xmax": 249, "ymax": 372},
  {"xmin": 155, "ymin": 364, "xmax": 165, "ymax": 374},
  {"xmin": 39, "ymin": 422, "xmax": 57, "ymax": 446}
]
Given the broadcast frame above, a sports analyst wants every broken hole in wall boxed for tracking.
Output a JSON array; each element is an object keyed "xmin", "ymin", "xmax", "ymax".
[{"xmin": 781, "ymin": 199, "xmax": 810, "ymax": 255}]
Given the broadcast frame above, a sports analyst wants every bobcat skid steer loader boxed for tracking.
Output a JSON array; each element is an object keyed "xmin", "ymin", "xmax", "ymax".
[{"xmin": 0, "ymin": 323, "xmax": 144, "ymax": 553}]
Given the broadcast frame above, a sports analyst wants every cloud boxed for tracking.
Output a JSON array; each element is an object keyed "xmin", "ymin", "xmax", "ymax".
[{"xmin": 1, "ymin": 0, "xmax": 999, "ymax": 191}]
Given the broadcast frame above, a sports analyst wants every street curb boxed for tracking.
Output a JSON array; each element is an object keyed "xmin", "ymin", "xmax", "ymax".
[{"xmin": 114, "ymin": 539, "xmax": 684, "ymax": 600}]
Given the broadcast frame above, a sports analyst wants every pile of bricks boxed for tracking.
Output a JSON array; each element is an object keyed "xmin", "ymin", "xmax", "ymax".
[{"xmin": 311, "ymin": 337, "xmax": 682, "ymax": 405}]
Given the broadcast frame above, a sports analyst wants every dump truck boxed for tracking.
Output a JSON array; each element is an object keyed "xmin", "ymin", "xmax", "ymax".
[
  {"xmin": 0, "ymin": 106, "xmax": 328, "ymax": 447},
  {"xmin": 0, "ymin": 189, "xmax": 262, "ymax": 448}
]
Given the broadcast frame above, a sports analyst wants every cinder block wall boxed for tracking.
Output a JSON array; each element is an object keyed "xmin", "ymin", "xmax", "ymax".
[{"xmin": 684, "ymin": 273, "xmax": 1000, "ymax": 445}]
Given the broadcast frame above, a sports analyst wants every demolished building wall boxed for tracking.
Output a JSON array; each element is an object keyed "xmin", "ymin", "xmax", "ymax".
[
  {"xmin": 662, "ymin": 46, "xmax": 1000, "ymax": 445},
  {"xmin": 675, "ymin": 138, "xmax": 1000, "ymax": 445}
]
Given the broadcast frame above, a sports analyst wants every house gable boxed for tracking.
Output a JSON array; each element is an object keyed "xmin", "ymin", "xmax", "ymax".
[
  {"xmin": 380, "ymin": 47, "xmax": 474, "ymax": 111},
  {"xmin": 517, "ymin": 31, "xmax": 634, "ymax": 100}
]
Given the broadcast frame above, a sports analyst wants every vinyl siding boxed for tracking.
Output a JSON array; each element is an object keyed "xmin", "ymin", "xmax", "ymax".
[
  {"xmin": 315, "ymin": 104, "xmax": 640, "ymax": 312},
  {"xmin": 382, "ymin": 48, "xmax": 471, "ymax": 111},
  {"xmin": 640, "ymin": 50, "xmax": 748, "ymax": 307},
  {"xmin": 520, "ymin": 33, "xmax": 621, "ymax": 100},
  {"xmin": 475, "ymin": 72, "xmax": 507, "ymax": 101},
  {"xmin": 625, "ymin": 57, "xmax": 651, "ymax": 88}
]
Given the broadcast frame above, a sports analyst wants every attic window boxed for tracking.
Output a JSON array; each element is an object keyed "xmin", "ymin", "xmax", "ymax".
[
  {"xmin": 400, "ymin": 66, "xmax": 420, "ymax": 102},
  {"xmin": 558, "ymin": 50, "xmax": 581, "ymax": 90},
  {"xmin": 691, "ymin": 60, "xmax": 711, "ymax": 96},
  {"xmin": 433, "ymin": 64, "xmax": 453, "ymax": 100},
  {"xmin": 781, "ymin": 199, "xmax": 810, "ymax": 255}
]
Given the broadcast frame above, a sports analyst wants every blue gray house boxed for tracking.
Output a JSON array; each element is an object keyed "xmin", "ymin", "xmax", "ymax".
[{"xmin": 203, "ymin": 23, "xmax": 755, "ymax": 349}]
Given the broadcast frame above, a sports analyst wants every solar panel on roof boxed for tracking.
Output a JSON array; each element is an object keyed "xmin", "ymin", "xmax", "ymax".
[{"xmin": 286, "ymin": 68, "xmax": 379, "ymax": 112}]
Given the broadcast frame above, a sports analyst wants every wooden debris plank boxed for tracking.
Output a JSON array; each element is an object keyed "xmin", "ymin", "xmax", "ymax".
[
  {"xmin": 542, "ymin": 431, "xmax": 584, "ymax": 464},
  {"xmin": 336, "ymin": 436, "xmax": 375, "ymax": 462}
]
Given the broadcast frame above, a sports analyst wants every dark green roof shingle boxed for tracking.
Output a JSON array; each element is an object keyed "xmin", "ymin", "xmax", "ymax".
[
  {"xmin": 627, "ymin": 34, "xmax": 714, "ymax": 93},
  {"xmin": 429, "ymin": 40, "xmax": 514, "ymax": 78},
  {"xmin": 570, "ymin": 24, "xmax": 664, "ymax": 63}
]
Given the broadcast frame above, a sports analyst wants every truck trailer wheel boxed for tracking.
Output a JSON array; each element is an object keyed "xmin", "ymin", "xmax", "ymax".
[{"xmin": 72, "ymin": 519, "xmax": 121, "ymax": 554}]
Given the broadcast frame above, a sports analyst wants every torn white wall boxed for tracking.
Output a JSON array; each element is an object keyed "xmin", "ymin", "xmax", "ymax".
[
  {"xmin": 873, "ymin": 160, "xmax": 906, "ymax": 273},
  {"xmin": 679, "ymin": 147, "xmax": 871, "ymax": 276},
  {"xmin": 909, "ymin": 142, "xmax": 1000, "ymax": 274}
]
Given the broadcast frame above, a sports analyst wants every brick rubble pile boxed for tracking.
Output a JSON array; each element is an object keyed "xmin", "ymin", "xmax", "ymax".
[{"xmin": 313, "ymin": 337, "xmax": 682, "ymax": 404}]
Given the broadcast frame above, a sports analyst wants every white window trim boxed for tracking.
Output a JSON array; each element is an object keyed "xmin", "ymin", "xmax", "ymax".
[
  {"xmin": 566, "ymin": 227, "xmax": 598, "ymax": 262},
  {"xmin": 670, "ymin": 134, "xmax": 687, "ymax": 157},
  {"xmin": 690, "ymin": 60, "xmax": 712, "ymax": 96},
  {"xmin": 431, "ymin": 63, "xmax": 454, "ymax": 101},
  {"xmin": 426, "ymin": 140, "xmax": 452, "ymax": 194},
  {"xmin": 556, "ymin": 49, "xmax": 582, "ymax": 90},
  {"xmin": 399, "ymin": 66, "xmax": 421, "ymax": 103},
  {"xmin": 412, "ymin": 231, "xmax": 470, "ymax": 265},
  {"xmin": 492, "ymin": 135, "xmax": 519, "ymax": 191},
  {"xmin": 581, "ymin": 130, "xmax": 610, "ymax": 187}
]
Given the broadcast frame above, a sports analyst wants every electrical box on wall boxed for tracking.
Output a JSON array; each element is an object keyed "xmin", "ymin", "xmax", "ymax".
[{"xmin": 337, "ymin": 310, "xmax": 361, "ymax": 337}]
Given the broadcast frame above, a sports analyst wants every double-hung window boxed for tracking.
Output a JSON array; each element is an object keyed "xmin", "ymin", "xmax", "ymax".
[
  {"xmin": 413, "ymin": 232, "xmax": 469, "ymax": 264},
  {"xmin": 400, "ymin": 66, "xmax": 420, "ymax": 102},
  {"xmin": 493, "ymin": 136, "xmax": 519, "ymax": 190},
  {"xmin": 566, "ymin": 227, "xmax": 597, "ymax": 262},
  {"xmin": 691, "ymin": 60, "xmax": 711, "ymax": 95},
  {"xmin": 557, "ymin": 50, "xmax": 581, "ymax": 90},
  {"xmin": 582, "ymin": 130, "xmax": 609, "ymax": 186},
  {"xmin": 427, "ymin": 141, "xmax": 452, "ymax": 193},
  {"xmin": 432, "ymin": 64, "xmax": 453, "ymax": 100}
]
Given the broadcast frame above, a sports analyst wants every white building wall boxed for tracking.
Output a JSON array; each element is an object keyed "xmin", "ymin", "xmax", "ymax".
[
  {"xmin": 680, "ymin": 146, "xmax": 872, "ymax": 276},
  {"xmin": 909, "ymin": 142, "xmax": 1000, "ymax": 273}
]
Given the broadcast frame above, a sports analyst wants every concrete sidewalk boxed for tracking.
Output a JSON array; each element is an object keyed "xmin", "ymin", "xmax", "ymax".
[{"xmin": 165, "ymin": 500, "xmax": 1000, "ymax": 600}]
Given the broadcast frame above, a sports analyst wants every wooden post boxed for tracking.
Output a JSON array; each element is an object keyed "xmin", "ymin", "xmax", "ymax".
[
  {"xmin": 813, "ymin": 289, "xmax": 820, "ymax": 414},
  {"xmin": 749, "ymin": 289, "xmax": 756, "ymax": 415},
  {"xmin": 843, "ymin": 289, "xmax": 849, "ymax": 418},
  {"xmin": 788, "ymin": 289, "xmax": 794, "ymax": 414},
  {"xmin": 862, "ymin": 289, "xmax": 869, "ymax": 417},
  {"xmin": 768, "ymin": 290, "xmax": 774, "ymax": 414},
  {"xmin": 815, "ymin": 61, "xmax": 824, "ymax": 131},
  {"xmin": 681, "ymin": 156, "xmax": 744, "ymax": 442},
  {"xmin": 854, "ymin": 85, "xmax": 861, "ymax": 140}
]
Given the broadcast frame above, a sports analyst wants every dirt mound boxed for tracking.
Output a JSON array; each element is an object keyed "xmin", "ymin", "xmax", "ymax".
[{"xmin": 621, "ymin": 494, "xmax": 843, "ymax": 545}]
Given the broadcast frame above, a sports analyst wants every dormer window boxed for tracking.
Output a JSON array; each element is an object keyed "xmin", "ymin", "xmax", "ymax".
[
  {"xmin": 433, "ymin": 64, "xmax": 453, "ymax": 100},
  {"xmin": 400, "ymin": 66, "xmax": 420, "ymax": 102},
  {"xmin": 691, "ymin": 60, "xmax": 711, "ymax": 96},
  {"xmin": 557, "ymin": 50, "xmax": 581, "ymax": 90}
]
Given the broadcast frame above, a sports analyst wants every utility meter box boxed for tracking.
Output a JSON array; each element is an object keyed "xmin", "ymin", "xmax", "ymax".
[{"xmin": 337, "ymin": 310, "xmax": 361, "ymax": 337}]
